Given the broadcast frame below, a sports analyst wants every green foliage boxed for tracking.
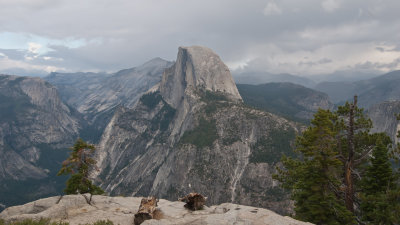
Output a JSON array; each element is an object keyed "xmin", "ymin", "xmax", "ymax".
[
  {"xmin": 249, "ymin": 129, "xmax": 295, "ymax": 163},
  {"xmin": 83, "ymin": 220, "xmax": 114, "ymax": 225},
  {"xmin": 0, "ymin": 219, "xmax": 68, "ymax": 225},
  {"xmin": 200, "ymin": 90, "xmax": 229, "ymax": 103},
  {"xmin": 150, "ymin": 103, "xmax": 176, "ymax": 132},
  {"xmin": 140, "ymin": 91, "xmax": 162, "ymax": 109},
  {"xmin": 275, "ymin": 99, "xmax": 400, "ymax": 224},
  {"xmin": 180, "ymin": 117, "xmax": 218, "ymax": 148},
  {"xmin": 237, "ymin": 83, "xmax": 318, "ymax": 123},
  {"xmin": 0, "ymin": 145, "xmax": 69, "ymax": 211},
  {"xmin": 58, "ymin": 139, "xmax": 104, "ymax": 195},
  {"xmin": 274, "ymin": 109, "xmax": 355, "ymax": 224},
  {"xmin": 63, "ymin": 173, "xmax": 104, "ymax": 195},
  {"xmin": 360, "ymin": 138, "xmax": 400, "ymax": 224},
  {"xmin": 200, "ymin": 90, "xmax": 230, "ymax": 115}
]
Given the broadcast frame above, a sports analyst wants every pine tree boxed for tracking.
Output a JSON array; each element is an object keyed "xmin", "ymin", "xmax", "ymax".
[
  {"xmin": 275, "ymin": 109, "xmax": 355, "ymax": 224},
  {"xmin": 359, "ymin": 136, "xmax": 400, "ymax": 224},
  {"xmin": 58, "ymin": 138, "xmax": 104, "ymax": 196},
  {"xmin": 275, "ymin": 97, "xmax": 398, "ymax": 224},
  {"xmin": 335, "ymin": 96, "xmax": 376, "ymax": 215}
]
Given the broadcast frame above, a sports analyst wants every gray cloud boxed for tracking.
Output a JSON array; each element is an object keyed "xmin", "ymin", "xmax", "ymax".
[{"xmin": 0, "ymin": 0, "xmax": 399, "ymax": 77}]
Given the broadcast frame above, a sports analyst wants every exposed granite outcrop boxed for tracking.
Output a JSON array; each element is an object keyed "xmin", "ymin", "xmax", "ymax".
[
  {"xmin": 368, "ymin": 100, "xmax": 400, "ymax": 143},
  {"xmin": 160, "ymin": 46, "xmax": 242, "ymax": 109},
  {"xmin": 0, "ymin": 195, "xmax": 313, "ymax": 225}
]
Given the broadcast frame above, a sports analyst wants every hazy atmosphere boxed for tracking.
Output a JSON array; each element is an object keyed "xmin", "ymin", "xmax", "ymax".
[
  {"xmin": 2, "ymin": 1, "xmax": 400, "ymax": 224},
  {"xmin": 1, "ymin": 0, "xmax": 400, "ymax": 78}
]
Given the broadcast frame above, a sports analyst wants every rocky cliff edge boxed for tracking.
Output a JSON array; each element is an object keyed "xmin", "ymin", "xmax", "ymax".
[{"xmin": 0, "ymin": 195, "xmax": 312, "ymax": 225}]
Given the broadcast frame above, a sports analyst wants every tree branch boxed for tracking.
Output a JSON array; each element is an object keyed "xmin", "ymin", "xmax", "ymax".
[{"xmin": 354, "ymin": 147, "xmax": 373, "ymax": 166}]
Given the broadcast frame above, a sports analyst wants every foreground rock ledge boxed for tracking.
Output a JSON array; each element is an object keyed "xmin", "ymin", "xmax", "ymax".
[{"xmin": 0, "ymin": 195, "xmax": 313, "ymax": 225}]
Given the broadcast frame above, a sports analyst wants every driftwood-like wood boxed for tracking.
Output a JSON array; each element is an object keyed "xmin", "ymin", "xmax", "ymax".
[
  {"xmin": 134, "ymin": 196, "xmax": 158, "ymax": 225},
  {"xmin": 178, "ymin": 193, "xmax": 206, "ymax": 210}
]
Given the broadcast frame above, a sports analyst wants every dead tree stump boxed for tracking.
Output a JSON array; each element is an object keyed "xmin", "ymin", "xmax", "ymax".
[
  {"xmin": 178, "ymin": 193, "xmax": 206, "ymax": 210},
  {"xmin": 134, "ymin": 196, "xmax": 158, "ymax": 225}
]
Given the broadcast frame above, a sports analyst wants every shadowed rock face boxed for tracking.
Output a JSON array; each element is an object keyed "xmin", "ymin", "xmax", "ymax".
[
  {"xmin": 93, "ymin": 46, "xmax": 300, "ymax": 214},
  {"xmin": 160, "ymin": 46, "xmax": 242, "ymax": 109},
  {"xmin": 0, "ymin": 75, "xmax": 80, "ymax": 180},
  {"xmin": 0, "ymin": 75, "xmax": 81, "ymax": 209},
  {"xmin": 45, "ymin": 58, "xmax": 173, "ymax": 141},
  {"xmin": 0, "ymin": 195, "xmax": 313, "ymax": 225}
]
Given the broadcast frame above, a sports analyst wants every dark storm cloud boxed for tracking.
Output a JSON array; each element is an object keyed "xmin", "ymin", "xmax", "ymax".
[{"xmin": 0, "ymin": 0, "xmax": 399, "ymax": 76}]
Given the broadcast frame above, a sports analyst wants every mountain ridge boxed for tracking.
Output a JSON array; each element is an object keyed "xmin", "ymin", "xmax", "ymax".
[
  {"xmin": 92, "ymin": 46, "xmax": 300, "ymax": 214},
  {"xmin": 45, "ymin": 58, "xmax": 173, "ymax": 141},
  {"xmin": 237, "ymin": 82, "xmax": 333, "ymax": 122},
  {"xmin": 315, "ymin": 70, "xmax": 400, "ymax": 107},
  {"xmin": 0, "ymin": 74, "xmax": 81, "ymax": 209}
]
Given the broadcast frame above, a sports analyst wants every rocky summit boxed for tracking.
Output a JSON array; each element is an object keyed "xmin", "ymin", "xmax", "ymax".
[
  {"xmin": 92, "ymin": 46, "xmax": 300, "ymax": 214},
  {"xmin": 0, "ymin": 195, "xmax": 312, "ymax": 225}
]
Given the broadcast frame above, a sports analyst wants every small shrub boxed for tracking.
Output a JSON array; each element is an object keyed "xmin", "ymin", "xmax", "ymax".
[
  {"xmin": 180, "ymin": 117, "xmax": 218, "ymax": 148},
  {"xmin": 0, "ymin": 218, "xmax": 69, "ymax": 225},
  {"xmin": 140, "ymin": 92, "xmax": 162, "ymax": 109},
  {"xmin": 86, "ymin": 220, "xmax": 114, "ymax": 225}
]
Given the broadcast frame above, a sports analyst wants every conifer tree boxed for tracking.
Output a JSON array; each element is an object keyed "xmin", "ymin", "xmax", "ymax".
[
  {"xmin": 360, "ymin": 137, "xmax": 399, "ymax": 224},
  {"xmin": 58, "ymin": 138, "xmax": 104, "ymax": 196},
  {"xmin": 275, "ymin": 109, "xmax": 355, "ymax": 224},
  {"xmin": 275, "ymin": 97, "xmax": 398, "ymax": 224}
]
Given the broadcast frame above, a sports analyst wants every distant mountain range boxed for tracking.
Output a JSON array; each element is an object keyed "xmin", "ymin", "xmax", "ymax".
[
  {"xmin": 45, "ymin": 58, "xmax": 173, "ymax": 142},
  {"xmin": 237, "ymin": 82, "xmax": 333, "ymax": 123},
  {"xmin": 315, "ymin": 70, "xmax": 400, "ymax": 107},
  {"xmin": 0, "ymin": 75, "xmax": 81, "ymax": 210},
  {"xmin": 233, "ymin": 71, "xmax": 316, "ymax": 88}
]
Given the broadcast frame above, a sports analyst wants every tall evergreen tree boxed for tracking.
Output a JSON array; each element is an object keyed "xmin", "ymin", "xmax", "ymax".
[
  {"xmin": 360, "ymin": 137, "xmax": 400, "ymax": 224},
  {"xmin": 275, "ymin": 97, "xmax": 399, "ymax": 224},
  {"xmin": 275, "ymin": 109, "xmax": 355, "ymax": 224},
  {"xmin": 335, "ymin": 96, "xmax": 375, "ymax": 214}
]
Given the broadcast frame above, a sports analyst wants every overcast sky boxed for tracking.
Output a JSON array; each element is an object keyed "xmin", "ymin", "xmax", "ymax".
[{"xmin": 0, "ymin": 0, "xmax": 399, "ymax": 78}]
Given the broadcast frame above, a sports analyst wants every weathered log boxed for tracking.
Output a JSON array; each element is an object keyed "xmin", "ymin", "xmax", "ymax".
[
  {"xmin": 178, "ymin": 193, "xmax": 206, "ymax": 211},
  {"xmin": 134, "ymin": 196, "xmax": 158, "ymax": 225}
]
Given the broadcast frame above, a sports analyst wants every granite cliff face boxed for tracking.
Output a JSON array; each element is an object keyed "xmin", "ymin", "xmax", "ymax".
[
  {"xmin": 0, "ymin": 75, "xmax": 80, "ymax": 209},
  {"xmin": 368, "ymin": 101, "xmax": 400, "ymax": 143},
  {"xmin": 160, "ymin": 46, "xmax": 242, "ymax": 108},
  {"xmin": 93, "ymin": 46, "xmax": 299, "ymax": 214},
  {"xmin": 45, "ymin": 58, "xmax": 173, "ymax": 141}
]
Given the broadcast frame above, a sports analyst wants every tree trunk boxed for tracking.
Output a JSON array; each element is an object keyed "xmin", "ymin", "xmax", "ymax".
[
  {"xmin": 178, "ymin": 193, "xmax": 206, "ymax": 210},
  {"xmin": 134, "ymin": 196, "xmax": 158, "ymax": 225},
  {"xmin": 344, "ymin": 95, "xmax": 357, "ymax": 213}
]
